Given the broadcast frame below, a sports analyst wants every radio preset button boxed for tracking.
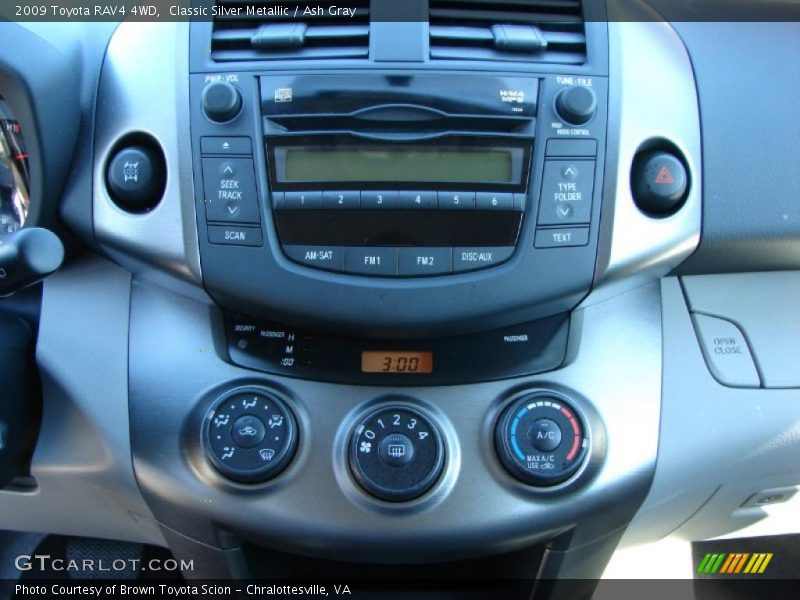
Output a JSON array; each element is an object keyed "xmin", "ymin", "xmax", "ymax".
[
  {"xmin": 203, "ymin": 157, "xmax": 261, "ymax": 224},
  {"xmin": 537, "ymin": 160, "xmax": 594, "ymax": 226},
  {"xmin": 323, "ymin": 190, "xmax": 360, "ymax": 209},
  {"xmin": 437, "ymin": 191, "xmax": 476, "ymax": 209},
  {"xmin": 361, "ymin": 191, "xmax": 398, "ymax": 209},
  {"xmin": 453, "ymin": 247, "xmax": 514, "ymax": 272},
  {"xmin": 398, "ymin": 191, "xmax": 436, "ymax": 209},
  {"xmin": 284, "ymin": 245, "xmax": 345, "ymax": 272},
  {"xmin": 476, "ymin": 192, "xmax": 513, "ymax": 210},
  {"xmin": 398, "ymin": 247, "xmax": 452, "ymax": 276},
  {"xmin": 285, "ymin": 191, "xmax": 323, "ymax": 209},
  {"xmin": 344, "ymin": 247, "xmax": 398, "ymax": 276}
]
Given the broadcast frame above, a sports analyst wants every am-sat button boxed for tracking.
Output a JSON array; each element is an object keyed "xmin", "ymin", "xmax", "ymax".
[
  {"xmin": 283, "ymin": 245, "xmax": 345, "ymax": 272},
  {"xmin": 453, "ymin": 247, "xmax": 514, "ymax": 272}
]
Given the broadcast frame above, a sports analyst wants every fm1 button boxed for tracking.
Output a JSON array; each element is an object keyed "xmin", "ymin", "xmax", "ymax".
[
  {"xmin": 379, "ymin": 434, "xmax": 415, "ymax": 467},
  {"xmin": 528, "ymin": 419, "xmax": 561, "ymax": 452},
  {"xmin": 231, "ymin": 415, "xmax": 266, "ymax": 448}
]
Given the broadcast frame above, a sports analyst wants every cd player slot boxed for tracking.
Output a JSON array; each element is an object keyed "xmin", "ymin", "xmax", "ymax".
[{"xmin": 263, "ymin": 112, "xmax": 535, "ymax": 135}]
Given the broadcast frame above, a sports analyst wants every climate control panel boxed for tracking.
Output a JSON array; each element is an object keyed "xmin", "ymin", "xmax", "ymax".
[{"xmin": 201, "ymin": 387, "xmax": 593, "ymax": 496}]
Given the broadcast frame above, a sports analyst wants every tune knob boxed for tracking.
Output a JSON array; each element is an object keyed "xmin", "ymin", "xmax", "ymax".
[
  {"xmin": 202, "ymin": 81, "xmax": 243, "ymax": 123},
  {"xmin": 555, "ymin": 85, "xmax": 597, "ymax": 126}
]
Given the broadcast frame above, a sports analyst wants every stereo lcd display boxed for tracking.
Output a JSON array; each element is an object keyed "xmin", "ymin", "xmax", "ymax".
[{"xmin": 278, "ymin": 147, "xmax": 517, "ymax": 185}]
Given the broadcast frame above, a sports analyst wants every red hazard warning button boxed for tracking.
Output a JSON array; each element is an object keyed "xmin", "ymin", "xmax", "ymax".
[
  {"xmin": 655, "ymin": 165, "xmax": 675, "ymax": 184},
  {"xmin": 631, "ymin": 150, "xmax": 689, "ymax": 215}
]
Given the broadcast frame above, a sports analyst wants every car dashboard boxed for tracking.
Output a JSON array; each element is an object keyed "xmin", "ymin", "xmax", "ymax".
[{"xmin": 1, "ymin": 1, "xmax": 800, "ymax": 597}]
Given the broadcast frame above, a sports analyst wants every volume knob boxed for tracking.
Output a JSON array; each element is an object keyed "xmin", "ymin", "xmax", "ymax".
[
  {"xmin": 555, "ymin": 86, "xmax": 597, "ymax": 126},
  {"xmin": 202, "ymin": 81, "xmax": 242, "ymax": 123}
]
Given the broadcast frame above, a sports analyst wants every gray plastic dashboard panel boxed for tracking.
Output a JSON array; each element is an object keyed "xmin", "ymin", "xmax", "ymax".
[
  {"xmin": 0, "ymin": 256, "xmax": 164, "ymax": 546},
  {"xmin": 128, "ymin": 278, "xmax": 661, "ymax": 563},
  {"xmin": 622, "ymin": 277, "xmax": 800, "ymax": 546},
  {"xmin": 682, "ymin": 272, "xmax": 800, "ymax": 388},
  {"xmin": 93, "ymin": 22, "xmax": 202, "ymax": 292},
  {"xmin": 672, "ymin": 23, "xmax": 800, "ymax": 274}
]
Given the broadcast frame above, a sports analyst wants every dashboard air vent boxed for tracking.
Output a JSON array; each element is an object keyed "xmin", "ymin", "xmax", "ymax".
[
  {"xmin": 429, "ymin": 0, "xmax": 586, "ymax": 64},
  {"xmin": 211, "ymin": 1, "xmax": 370, "ymax": 62}
]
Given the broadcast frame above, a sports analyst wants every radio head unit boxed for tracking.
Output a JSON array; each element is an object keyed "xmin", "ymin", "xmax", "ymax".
[
  {"xmin": 259, "ymin": 74, "xmax": 538, "ymax": 276},
  {"xmin": 190, "ymin": 69, "xmax": 607, "ymax": 337}
]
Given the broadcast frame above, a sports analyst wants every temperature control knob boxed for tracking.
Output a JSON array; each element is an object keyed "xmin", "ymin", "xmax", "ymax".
[
  {"xmin": 555, "ymin": 86, "xmax": 597, "ymax": 126},
  {"xmin": 205, "ymin": 388, "xmax": 297, "ymax": 483},
  {"xmin": 496, "ymin": 393, "xmax": 589, "ymax": 486},
  {"xmin": 350, "ymin": 405, "xmax": 444, "ymax": 502},
  {"xmin": 202, "ymin": 81, "xmax": 242, "ymax": 123}
]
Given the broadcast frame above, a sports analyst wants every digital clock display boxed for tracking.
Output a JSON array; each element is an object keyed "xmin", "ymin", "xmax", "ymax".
[{"xmin": 361, "ymin": 351, "xmax": 433, "ymax": 374}]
